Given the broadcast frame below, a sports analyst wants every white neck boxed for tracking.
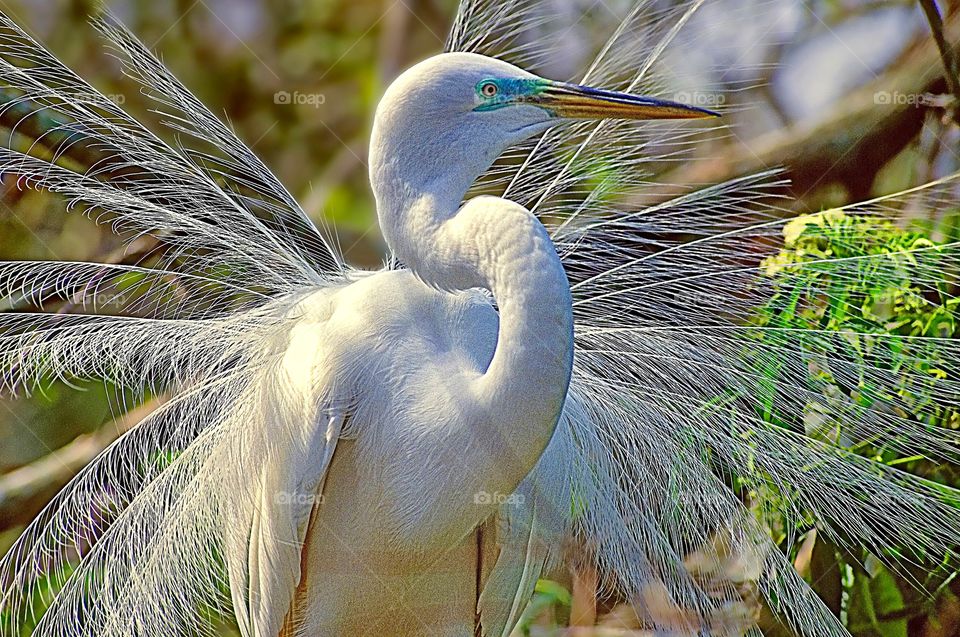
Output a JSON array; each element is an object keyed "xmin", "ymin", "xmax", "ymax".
[{"xmin": 370, "ymin": 126, "xmax": 574, "ymax": 491}]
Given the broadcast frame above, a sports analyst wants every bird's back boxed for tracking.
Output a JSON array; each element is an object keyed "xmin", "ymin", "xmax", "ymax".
[{"xmin": 275, "ymin": 268, "xmax": 501, "ymax": 635}]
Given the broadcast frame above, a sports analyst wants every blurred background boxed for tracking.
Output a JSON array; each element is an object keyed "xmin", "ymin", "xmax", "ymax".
[{"xmin": 0, "ymin": 0, "xmax": 958, "ymax": 635}]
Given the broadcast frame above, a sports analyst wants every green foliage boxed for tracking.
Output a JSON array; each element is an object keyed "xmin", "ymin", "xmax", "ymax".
[
  {"xmin": 847, "ymin": 558, "xmax": 908, "ymax": 637},
  {"xmin": 755, "ymin": 209, "xmax": 959, "ymax": 445},
  {"xmin": 761, "ymin": 209, "xmax": 957, "ymax": 339},
  {"xmin": 747, "ymin": 208, "xmax": 960, "ymax": 634},
  {"xmin": 516, "ymin": 579, "xmax": 572, "ymax": 635}
]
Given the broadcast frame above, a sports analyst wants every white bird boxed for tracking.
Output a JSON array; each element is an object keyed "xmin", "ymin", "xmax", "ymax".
[
  {"xmin": 0, "ymin": 3, "xmax": 957, "ymax": 637},
  {"xmin": 270, "ymin": 52, "xmax": 712, "ymax": 636}
]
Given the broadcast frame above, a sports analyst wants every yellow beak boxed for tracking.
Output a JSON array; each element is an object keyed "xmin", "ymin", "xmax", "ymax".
[{"xmin": 537, "ymin": 82, "xmax": 719, "ymax": 120}]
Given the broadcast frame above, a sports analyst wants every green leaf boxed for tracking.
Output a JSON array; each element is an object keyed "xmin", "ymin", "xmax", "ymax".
[{"xmin": 847, "ymin": 560, "xmax": 908, "ymax": 637}]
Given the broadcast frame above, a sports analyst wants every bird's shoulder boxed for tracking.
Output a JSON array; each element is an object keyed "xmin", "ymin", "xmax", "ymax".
[
  {"xmin": 460, "ymin": 194, "xmax": 530, "ymax": 216},
  {"xmin": 281, "ymin": 268, "xmax": 499, "ymax": 388}
]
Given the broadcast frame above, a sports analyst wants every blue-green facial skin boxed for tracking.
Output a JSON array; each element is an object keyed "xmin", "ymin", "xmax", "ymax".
[{"xmin": 473, "ymin": 78, "xmax": 551, "ymax": 112}]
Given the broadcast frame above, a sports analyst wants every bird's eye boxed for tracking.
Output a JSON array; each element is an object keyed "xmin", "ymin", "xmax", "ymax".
[{"xmin": 479, "ymin": 81, "xmax": 499, "ymax": 98}]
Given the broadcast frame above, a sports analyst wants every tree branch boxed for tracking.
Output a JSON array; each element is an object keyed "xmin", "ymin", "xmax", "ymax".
[
  {"xmin": 632, "ymin": 6, "xmax": 960, "ymax": 206},
  {"xmin": 919, "ymin": 0, "xmax": 960, "ymax": 112},
  {"xmin": 0, "ymin": 399, "xmax": 158, "ymax": 531}
]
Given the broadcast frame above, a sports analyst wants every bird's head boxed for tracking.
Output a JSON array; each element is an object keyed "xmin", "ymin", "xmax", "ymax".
[
  {"xmin": 370, "ymin": 51, "xmax": 717, "ymax": 200},
  {"xmin": 369, "ymin": 52, "xmax": 717, "ymax": 266}
]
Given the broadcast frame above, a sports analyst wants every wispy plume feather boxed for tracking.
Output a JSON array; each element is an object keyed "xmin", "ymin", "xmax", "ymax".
[{"xmin": 0, "ymin": 3, "xmax": 957, "ymax": 637}]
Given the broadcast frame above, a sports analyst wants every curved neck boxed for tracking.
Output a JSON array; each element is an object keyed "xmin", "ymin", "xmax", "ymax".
[
  {"xmin": 440, "ymin": 198, "xmax": 574, "ymax": 423},
  {"xmin": 370, "ymin": 134, "xmax": 574, "ymax": 485}
]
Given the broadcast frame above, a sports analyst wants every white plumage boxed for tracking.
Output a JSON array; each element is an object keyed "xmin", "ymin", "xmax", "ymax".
[{"xmin": 0, "ymin": 3, "xmax": 957, "ymax": 637}]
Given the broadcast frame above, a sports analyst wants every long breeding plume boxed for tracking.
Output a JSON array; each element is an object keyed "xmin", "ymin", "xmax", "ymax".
[{"xmin": 0, "ymin": 1, "xmax": 957, "ymax": 636}]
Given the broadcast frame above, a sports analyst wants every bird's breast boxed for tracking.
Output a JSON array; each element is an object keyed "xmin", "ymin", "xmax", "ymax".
[{"xmin": 290, "ymin": 269, "xmax": 502, "ymax": 551}]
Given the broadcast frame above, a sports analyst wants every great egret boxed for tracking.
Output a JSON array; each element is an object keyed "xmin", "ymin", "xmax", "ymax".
[{"xmin": 0, "ymin": 3, "xmax": 958, "ymax": 637}]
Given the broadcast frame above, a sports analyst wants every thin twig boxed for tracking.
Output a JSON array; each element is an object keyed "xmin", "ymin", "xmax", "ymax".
[{"xmin": 919, "ymin": 0, "xmax": 960, "ymax": 113}]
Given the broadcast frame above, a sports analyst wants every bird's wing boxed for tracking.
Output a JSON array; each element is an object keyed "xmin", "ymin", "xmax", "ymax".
[
  {"xmin": 0, "ymin": 13, "xmax": 353, "ymax": 636},
  {"xmin": 0, "ymin": 12, "xmax": 340, "ymax": 320},
  {"xmin": 477, "ymin": 413, "xmax": 576, "ymax": 637},
  {"xmin": 477, "ymin": 493, "xmax": 548, "ymax": 637},
  {"xmin": 223, "ymin": 291, "xmax": 353, "ymax": 637},
  {"xmin": 0, "ymin": 289, "xmax": 355, "ymax": 637},
  {"xmin": 227, "ymin": 411, "xmax": 344, "ymax": 637}
]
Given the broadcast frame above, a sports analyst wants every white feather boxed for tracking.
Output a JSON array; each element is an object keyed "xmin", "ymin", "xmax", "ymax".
[{"xmin": 0, "ymin": 4, "xmax": 956, "ymax": 637}]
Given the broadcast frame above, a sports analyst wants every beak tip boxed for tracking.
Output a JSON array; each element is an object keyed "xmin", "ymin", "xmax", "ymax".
[{"xmin": 687, "ymin": 105, "xmax": 721, "ymax": 119}]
